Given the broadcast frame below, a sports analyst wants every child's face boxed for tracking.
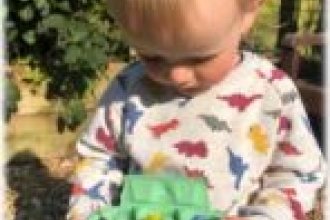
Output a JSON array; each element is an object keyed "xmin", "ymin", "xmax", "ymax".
[{"xmin": 121, "ymin": 0, "xmax": 256, "ymax": 96}]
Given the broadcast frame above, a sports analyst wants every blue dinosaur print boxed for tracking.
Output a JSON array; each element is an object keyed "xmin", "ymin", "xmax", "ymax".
[
  {"xmin": 191, "ymin": 215, "xmax": 208, "ymax": 220},
  {"xmin": 86, "ymin": 181, "xmax": 107, "ymax": 203},
  {"xmin": 123, "ymin": 101, "xmax": 143, "ymax": 133},
  {"xmin": 227, "ymin": 147, "xmax": 249, "ymax": 189},
  {"xmin": 295, "ymin": 171, "xmax": 318, "ymax": 183},
  {"xmin": 106, "ymin": 159, "xmax": 119, "ymax": 170}
]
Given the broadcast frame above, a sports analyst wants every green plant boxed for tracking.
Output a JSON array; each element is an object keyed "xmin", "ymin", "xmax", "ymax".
[
  {"xmin": 296, "ymin": 0, "xmax": 322, "ymax": 58},
  {"xmin": 245, "ymin": 0, "xmax": 280, "ymax": 53},
  {"xmin": 7, "ymin": 0, "xmax": 130, "ymax": 128},
  {"xmin": 57, "ymin": 99, "xmax": 87, "ymax": 131},
  {"xmin": 5, "ymin": 77, "xmax": 21, "ymax": 121}
]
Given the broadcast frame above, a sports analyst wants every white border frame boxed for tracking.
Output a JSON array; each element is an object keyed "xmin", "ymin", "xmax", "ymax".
[
  {"xmin": 324, "ymin": 0, "xmax": 329, "ymax": 219},
  {"xmin": 1, "ymin": 0, "xmax": 6, "ymax": 219},
  {"xmin": 0, "ymin": 1, "xmax": 328, "ymax": 220}
]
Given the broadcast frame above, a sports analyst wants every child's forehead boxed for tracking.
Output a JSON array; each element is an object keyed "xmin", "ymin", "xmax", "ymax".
[
  {"xmin": 109, "ymin": 0, "xmax": 244, "ymax": 60},
  {"xmin": 129, "ymin": 35, "xmax": 224, "ymax": 60},
  {"xmin": 114, "ymin": 0, "xmax": 242, "ymax": 33},
  {"xmin": 125, "ymin": 23, "xmax": 242, "ymax": 60}
]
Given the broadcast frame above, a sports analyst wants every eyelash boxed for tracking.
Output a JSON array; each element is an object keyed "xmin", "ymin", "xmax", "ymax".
[
  {"xmin": 141, "ymin": 56, "xmax": 214, "ymax": 66},
  {"xmin": 142, "ymin": 56, "xmax": 164, "ymax": 64}
]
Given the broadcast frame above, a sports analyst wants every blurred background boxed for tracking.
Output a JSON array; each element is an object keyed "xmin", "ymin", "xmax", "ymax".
[{"xmin": 4, "ymin": 0, "xmax": 324, "ymax": 219}]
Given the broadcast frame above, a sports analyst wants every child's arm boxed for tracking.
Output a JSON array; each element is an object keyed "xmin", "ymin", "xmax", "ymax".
[
  {"xmin": 66, "ymin": 106, "xmax": 124, "ymax": 219},
  {"xmin": 66, "ymin": 63, "xmax": 141, "ymax": 220},
  {"xmin": 238, "ymin": 77, "xmax": 326, "ymax": 220}
]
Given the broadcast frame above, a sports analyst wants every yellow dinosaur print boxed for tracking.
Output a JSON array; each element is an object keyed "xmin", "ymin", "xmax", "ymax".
[
  {"xmin": 73, "ymin": 158, "xmax": 94, "ymax": 175},
  {"xmin": 145, "ymin": 152, "xmax": 169, "ymax": 173},
  {"xmin": 248, "ymin": 124, "xmax": 269, "ymax": 154},
  {"xmin": 257, "ymin": 192, "xmax": 287, "ymax": 206},
  {"xmin": 143, "ymin": 213, "xmax": 163, "ymax": 220}
]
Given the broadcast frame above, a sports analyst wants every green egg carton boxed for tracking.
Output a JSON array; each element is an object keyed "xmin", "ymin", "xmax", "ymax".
[{"xmin": 88, "ymin": 174, "xmax": 222, "ymax": 220}]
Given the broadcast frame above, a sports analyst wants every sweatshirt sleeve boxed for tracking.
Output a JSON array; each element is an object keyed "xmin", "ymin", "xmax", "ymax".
[
  {"xmin": 238, "ymin": 76, "xmax": 327, "ymax": 220},
  {"xmin": 66, "ymin": 63, "xmax": 141, "ymax": 220}
]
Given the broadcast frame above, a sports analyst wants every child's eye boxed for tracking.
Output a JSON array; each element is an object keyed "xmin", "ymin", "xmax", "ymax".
[
  {"xmin": 188, "ymin": 55, "xmax": 216, "ymax": 65},
  {"xmin": 140, "ymin": 55, "xmax": 165, "ymax": 65},
  {"xmin": 139, "ymin": 54, "xmax": 216, "ymax": 66}
]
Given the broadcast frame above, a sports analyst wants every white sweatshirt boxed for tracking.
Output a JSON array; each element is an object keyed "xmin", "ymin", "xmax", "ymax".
[{"xmin": 67, "ymin": 51, "xmax": 326, "ymax": 220}]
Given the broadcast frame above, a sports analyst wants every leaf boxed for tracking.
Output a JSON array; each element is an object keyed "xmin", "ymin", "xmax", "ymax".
[
  {"xmin": 69, "ymin": 20, "xmax": 89, "ymax": 42},
  {"xmin": 18, "ymin": 6, "xmax": 34, "ymax": 22},
  {"xmin": 33, "ymin": 0, "xmax": 48, "ymax": 10},
  {"xmin": 38, "ymin": 14, "xmax": 67, "ymax": 32},
  {"xmin": 64, "ymin": 45, "xmax": 82, "ymax": 64},
  {"xmin": 40, "ymin": 5, "xmax": 50, "ymax": 17},
  {"xmin": 57, "ymin": 1, "xmax": 71, "ymax": 12},
  {"xmin": 7, "ymin": 29, "xmax": 18, "ymax": 42},
  {"xmin": 22, "ymin": 30, "xmax": 36, "ymax": 45}
]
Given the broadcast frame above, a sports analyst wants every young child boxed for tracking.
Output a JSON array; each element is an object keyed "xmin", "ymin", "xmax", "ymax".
[{"xmin": 67, "ymin": 0, "xmax": 326, "ymax": 219}]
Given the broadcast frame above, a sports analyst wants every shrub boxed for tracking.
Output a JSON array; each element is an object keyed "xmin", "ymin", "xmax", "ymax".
[{"xmin": 7, "ymin": 0, "xmax": 130, "ymax": 128}]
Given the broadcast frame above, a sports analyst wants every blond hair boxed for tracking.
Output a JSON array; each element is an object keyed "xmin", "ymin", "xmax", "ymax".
[
  {"xmin": 106, "ymin": 0, "xmax": 263, "ymax": 25},
  {"xmin": 106, "ymin": 0, "xmax": 263, "ymax": 54},
  {"xmin": 106, "ymin": 0, "xmax": 198, "ymax": 44},
  {"xmin": 107, "ymin": 0, "xmax": 187, "ymax": 27}
]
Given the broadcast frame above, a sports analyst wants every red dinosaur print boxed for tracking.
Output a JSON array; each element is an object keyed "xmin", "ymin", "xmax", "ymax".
[
  {"xmin": 279, "ymin": 141, "xmax": 302, "ymax": 155},
  {"xmin": 280, "ymin": 187, "xmax": 307, "ymax": 220},
  {"xmin": 71, "ymin": 182, "xmax": 107, "ymax": 202},
  {"xmin": 96, "ymin": 127, "xmax": 115, "ymax": 152},
  {"xmin": 256, "ymin": 69, "xmax": 286, "ymax": 82},
  {"xmin": 217, "ymin": 94, "xmax": 263, "ymax": 112},
  {"xmin": 184, "ymin": 166, "xmax": 213, "ymax": 188},
  {"xmin": 269, "ymin": 69, "xmax": 286, "ymax": 82},
  {"xmin": 288, "ymin": 196, "xmax": 307, "ymax": 220},
  {"xmin": 174, "ymin": 140, "xmax": 208, "ymax": 158},
  {"xmin": 278, "ymin": 116, "xmax": 292, "ymax": 134},
  {"xmin": 71, "ymin": 184, "xmax": 86, "ymax": 195},
  {"xmin": 281, "ymin": 188, "xmax": 297, "ymax": 197},
  {"xmin": 148, "ymin": 119, "xmax": 179, "ymax": 138}
]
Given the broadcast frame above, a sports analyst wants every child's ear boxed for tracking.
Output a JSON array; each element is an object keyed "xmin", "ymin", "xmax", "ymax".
[{"xmin": 239, "ymin": 0, "xmax": 264, "ymax": 36}]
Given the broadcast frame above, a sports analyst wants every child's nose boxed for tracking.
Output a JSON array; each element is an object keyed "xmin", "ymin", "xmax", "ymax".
[{"xmin": 168, "ymin": 65, "xmax": 194, "ymax": 86}]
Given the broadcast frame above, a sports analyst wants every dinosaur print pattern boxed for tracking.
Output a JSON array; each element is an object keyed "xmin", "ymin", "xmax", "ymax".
[
  {"xmin": 199, "ymin": 114, "xmax": 232, "ymax": 132},
  {"xmin": 281, "ymin": 90, "xmax": 298, "ymax": 104},
  {"xmin": 264, "ymin": 109, "xmax": 281, "ymax": 119},
  {"xmin": 71, "ymin": 182, "xmax": 107, "ymax": 204},
  {"xmin": 279, "ymin": 141, "xmax": 302, "ymax": 156},
  {"xmin": 278, "ymin": 116, "xmax": 292, "ymax": 134},
  {"xmin": 123, "ymin": 101, "xmax": 143, "ymax": 133},
  {"xmin": 227, "ymin": 147, "xmax": 249, "ymax": 190},
  {"xmin": 256, "ymin": 69, "xmax": 286, "ymax": 83},
  {"xmin": 145, "ymin": 152, "xmax": 170, "ymax": 173},
  {"xmin": 67, "ymin": 52, "xmax": 325, "ymax": 220},
  {"xmin": 248, "ymin": 124, "xmax": 269, "ymax": 154},
  {"xmin": 217, "ymin": 93, "xmax": 263, "ymax": 112},
  {"xmin": 174, "ymin": 140, "xmax": 208, "ymax": 158},
  {"xmin": 184, "ymin": 166, "xmax": 213, "ymax": 188},
  {"xmin": 148, "ymin": 119, "xmax": 179, "ymax": 138},
  {"xmin": 96, "ymin": 127, "xmax": 116, "ymax": 152}
]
